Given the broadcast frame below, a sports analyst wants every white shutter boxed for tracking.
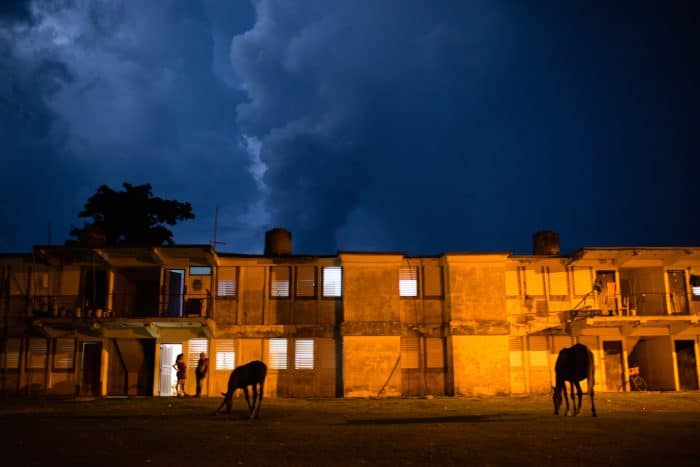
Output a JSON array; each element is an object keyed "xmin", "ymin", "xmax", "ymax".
[
  {"xmin": 401, "ymin": 337, "xmax": 419, "ymax": 369},
  {"xmin": 188, "ymin": 339, "xmax": 208, "ymax": 366},
  {"xmin": 54, "ymin": 338, "xmax": 75, "ymax": 370},
  {"xmin": 399, "ymin": 267, "xmax": 418, "ymax": 297},
  {"xmin": 217, "ymin": 267, "xmax": 237, "ymax": 297},
  {"xmin": 294, "ymin": 339, "xmax": 314, "ymax": 369},
  {"xmin": 215, "ymin": 339, "xmax": 235, "ymax": 370},
  {"xmin": 322, "ymin": 267, "xmax": 342, "ymax": 297},
  {"xmin": 271, "ymin": 267, "xmax": 290, "ymax": 297},
  {"xmin": 269, "ymin": 338, "xmax": 288, "ymax": 369},
  {"xmin": 3, "ymin": 338, "xmax": 21, "ymax": 369},
  {"xmin": 29, "ymin": 338, "xmax": 47, "ymax": 369}
]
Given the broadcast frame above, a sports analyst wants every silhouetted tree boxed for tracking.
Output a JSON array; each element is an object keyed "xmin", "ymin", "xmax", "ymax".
[{"xmin": 68, "ymin": 183, "xmax": 194, "ymax": 246}]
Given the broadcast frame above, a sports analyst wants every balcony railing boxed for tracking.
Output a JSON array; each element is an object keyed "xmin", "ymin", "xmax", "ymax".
[{"xmin": 28, "ymin": 292, "xmax": 212, "ymax": 320}]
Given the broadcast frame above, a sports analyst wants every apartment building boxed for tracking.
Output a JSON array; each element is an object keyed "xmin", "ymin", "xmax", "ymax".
[{"xmin": 1, "ymin": 229, "xmax": 698, "ymax": 398}]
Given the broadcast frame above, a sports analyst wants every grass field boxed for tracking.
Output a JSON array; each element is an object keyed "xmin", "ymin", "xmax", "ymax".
[{"xmin": 1, "ymin": 392, "xmax": 699, "ymax": 466}]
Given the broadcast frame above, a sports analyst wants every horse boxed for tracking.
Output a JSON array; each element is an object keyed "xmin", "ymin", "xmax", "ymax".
[
  {"xmin": 214, "ymin": 360, "xmax": 267, "ymax": 419},
  {"xmin": 552, "ymin": 343, "xmax": 597, "ymax": 417}
]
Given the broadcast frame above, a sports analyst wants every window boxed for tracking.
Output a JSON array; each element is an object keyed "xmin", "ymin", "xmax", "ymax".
[
  {"xmin": 271, "ymin": 267, "xmax": 290, "ymax": 297},
  {"xmin": 54, "ymin": 338, "xmax": 75, "ymax": 370},
  {"xmin": 322, "ymin": 267, "xmax": 342, "ymax": 297},
  {"xmin": 188, "ymin": 339, "xmax": 208, "ymax": 366},
  {"xmin": 269, "ymin": 338, "xmax": 288, "ymax": 369},
  {"xmin": 400, "ymin": 337, "xmax": 419, "ymax": 368},
  {"xmin": 296, "ymin": 266, "xmax": 316, "ymax": 297},
  {"xmin": 217, "ymin": 267, "xmax": 237, "ymax": 297},
  {"xmin": 425, "ymin": 338, "xmax": 444, "ymax": 368},
  {"xmin": 525, "ymin": 267, "xmax": 544, "ymax": 296},
  {"xmin": 399, "ymin": 266, "xmax": 418, "ymax": 297},
  {"xmin": 189, "ymin": 266, "xmax": 212, "ymax": 276},
  {"xmin": 423, "ymin": 265, "xmax": 443, "ymax": 297},
  {"xmin": 2, "ymin": 338, "xmax": 21, "ymax": 369},
  {"xmin": 691, "ymin": 275, "xmax": 700, "ymax": 300},
  {"xmin": 215, "ymin": 339, "xmax": 235, "ymax": 370},
  {"xmin": 294, "ymin": 339, "xmax": 314, "ymax": 369},
  {"xmin": 28, "ymin": 338, "xmax": 47, "ymax": 369}
]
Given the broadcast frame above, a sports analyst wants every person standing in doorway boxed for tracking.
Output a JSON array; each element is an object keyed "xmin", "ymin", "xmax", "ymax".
[
  {"xmin": 173, "ymin": 353, "xmax": 186, "ymax": 397},
  {"xmin": 195, "ymin": 352, "xmax": 209, "ymax": 397}
]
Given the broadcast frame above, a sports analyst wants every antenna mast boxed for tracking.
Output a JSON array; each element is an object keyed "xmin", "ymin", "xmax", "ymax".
[{"xmin": 211, "ymin": 205, "xmax": 226, "ymax": 250}]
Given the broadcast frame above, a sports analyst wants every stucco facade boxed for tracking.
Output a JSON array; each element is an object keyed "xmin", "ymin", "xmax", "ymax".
[{"xmin": 1, "ymin": 231, "xmax": 699, "ymax": 398}]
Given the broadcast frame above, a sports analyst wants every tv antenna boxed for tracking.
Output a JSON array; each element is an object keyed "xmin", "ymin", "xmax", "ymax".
[{"xmin": 211, "ymin": 204, "xmax": 226, "ymax": 249}]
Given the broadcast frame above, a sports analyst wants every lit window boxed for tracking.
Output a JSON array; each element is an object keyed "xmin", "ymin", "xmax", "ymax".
[
  {"xmin": 189, "ymin": 266, "xmax": 212, "ymax": 276},
  {"xmin": 188, "ymin": 339, "xmax": 208, "ymax": 366},
  {"xmin": 215, "ymin": 339, "xmax": 235, "ymax": 370},
  {"xmin": 217, "ymin": 267, "xmax": 237, "ymax": 297},
  {"xmin": 54, "ymin": 338, "xmax": 75, "ymax": 370},
  {"xmin": 295, "ymin": 339, "xmax": 314, "ymax": 369},
  {"xmin": 28, "ymin": 338, "xmax": 47, "ymax": 369},
  {"xmin": 296, "ymin": 266, "xmax": 316, "ymax": 297},
  {"xmin": 691, "ymin": 275, "xmax": 700, "ymax": 300},
  {"xmin": 399, "ymin": 266, "xmax": 418, "ymax": 297},
  {"xmin": 322, "ymin": 267, "xmax": 342, "ymax": 297},
  {"xmin": 269, "ymin": 338, "xmax": 288, "ymax": 369},
  {"xmin": 271, "ymin": 267, "xmax": 290, "ymax": 297},
  {"xmin": 2, "ymin": 338, "xmax": 21, "ymax": 369}
]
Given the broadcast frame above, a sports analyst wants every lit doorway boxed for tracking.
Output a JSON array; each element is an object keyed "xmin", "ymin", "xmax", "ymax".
[{"xmin": 159, "ymin": 343, "xmax": 182, "ymax": 396}]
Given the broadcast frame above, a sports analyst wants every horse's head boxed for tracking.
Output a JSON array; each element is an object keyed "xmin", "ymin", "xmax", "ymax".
[{"xmin": 552, "ymin": 385, "xmax": 562, "ymax": 415}]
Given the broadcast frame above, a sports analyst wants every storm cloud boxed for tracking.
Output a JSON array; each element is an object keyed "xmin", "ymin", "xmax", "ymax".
[{"xmin": 2, "ymin": 1, "xmax": 699, "ymax": 255}]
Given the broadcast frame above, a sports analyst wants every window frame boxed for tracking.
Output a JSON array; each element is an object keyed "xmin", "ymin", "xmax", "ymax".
[
  {"xmin": 270, "ymin": 266, "xmax": 291, "ymax": 299},
  {"xmin": 295, "ymin": 266, "xmax": 317, "ymax": 299},
  {"xmin": 189, "ymin": 266, "xmax": 212, "ymax": 276},
  {"xmin": 268, "ymin": 338, "xmax": 288, "ymax": 370},
  {"xmin": 399, "ymin": 266, "xmax": 419, "ymax": 298},
  {"xmin": 53, "ymin": 338, "xmax": 76, "ymax": 371},
  {"xmin": 322, "ymin": 266, "xmax": 342, "ymax": 298}
]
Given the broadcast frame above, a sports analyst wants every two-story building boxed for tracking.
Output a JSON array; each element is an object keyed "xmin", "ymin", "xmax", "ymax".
[{"xmin": 1, "ymin": 229, "xmax": 698, "ymax": 398}]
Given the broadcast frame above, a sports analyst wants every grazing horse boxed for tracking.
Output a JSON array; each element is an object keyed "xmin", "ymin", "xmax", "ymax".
[
  {"xmin": 214, "ymin": 360, "xmax": 267, "ymax": 419},
  {"xmin": 553, "ymin": 343, "xmax": 597, "ymax": 417}
]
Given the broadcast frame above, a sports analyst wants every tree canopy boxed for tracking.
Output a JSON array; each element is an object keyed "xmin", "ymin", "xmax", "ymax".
[{"xmin": 68, "ymin": 183, "xmax": 195, "ymax": 246}]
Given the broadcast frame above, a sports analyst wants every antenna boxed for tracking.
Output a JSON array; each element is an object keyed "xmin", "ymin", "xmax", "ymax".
[{"xmin": 211, "ymin": 204, "xmax": 226, "ymax": 249}]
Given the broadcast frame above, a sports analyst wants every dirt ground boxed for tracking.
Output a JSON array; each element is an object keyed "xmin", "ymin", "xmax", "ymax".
[{"xmin": 1, "ymin": 392, "xmax": 699, "ymax": 466}]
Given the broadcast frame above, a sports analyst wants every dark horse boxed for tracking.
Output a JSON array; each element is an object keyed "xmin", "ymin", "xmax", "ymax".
[
  {"xmin": 553, "ymin": 343, "xmax": 597, "ymax": 417},
  {"xmin": 214, "ymin": 360, "xmax": 267, "ymax": 419}
]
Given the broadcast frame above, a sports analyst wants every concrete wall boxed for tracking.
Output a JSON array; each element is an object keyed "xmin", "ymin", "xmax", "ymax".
[
  {"xmin": 445, "ymin": 256, "xmax": 507, "ymax": 323},
  {"xmin": 451, "ymin": 335, "xmax": 509, "ymax": 395},
  {"xmin": 343, "ymin": 336, "xmax": 401, "ymax": 397}
]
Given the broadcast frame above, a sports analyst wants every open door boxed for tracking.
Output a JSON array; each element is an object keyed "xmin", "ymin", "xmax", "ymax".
[
  {"xmin": 79, "ymin": 342, "xmax": 101, "ymax": 397},
  {"xmin": 603, "ymin": 341, "xmax": 624, "ymax": 391},
  {"xmin": 165, "ymin": 270, "xmax": 185, "ymax": 317},
  {"xmin": 675, "ymin": 340, "xmax": 698, "ymax": 390},
  {"xmin": 159, "ymin": 343, "xmax": 182, "ymax": 396}
]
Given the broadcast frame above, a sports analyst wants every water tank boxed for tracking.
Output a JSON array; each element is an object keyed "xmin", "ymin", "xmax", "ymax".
[
  {"xmin": 533, "ymin": 230, "xmax": 560, "ymax": 255},
  {"xmin": 264, "ymin": 228, "xmax": 292, "ymax": 256}
]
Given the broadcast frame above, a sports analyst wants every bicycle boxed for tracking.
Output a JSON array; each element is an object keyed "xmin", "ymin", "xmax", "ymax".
[{"xmin": 624, "ymin": 366, "xmax": 648, "ymax": 392}]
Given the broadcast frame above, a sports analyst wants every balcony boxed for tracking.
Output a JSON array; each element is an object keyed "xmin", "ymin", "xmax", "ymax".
[{"xmin": 28, "ymin": 291, "xmax": 212, "ymax": 321}]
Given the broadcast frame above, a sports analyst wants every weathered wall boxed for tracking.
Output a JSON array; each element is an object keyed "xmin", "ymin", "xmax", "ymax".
[
  {"xmin": 445, "ymin": 255, "xmax": 508, "ymax": 323},
  {"xmin": 343, "ymin": 336, "xmax": 401, "ymax": 397},
  {"xmin": 451, "ymin": 335, "xmax": 509, "ymax": 395},
  {"xmin": 341, "ymin": 255, "xmax": 402, "ymax": 323}
]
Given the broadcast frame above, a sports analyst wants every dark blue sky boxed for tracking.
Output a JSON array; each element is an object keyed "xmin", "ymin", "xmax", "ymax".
[{"xmin": 1, "ymin": 1, "xmax": 698, "ymax": 255}]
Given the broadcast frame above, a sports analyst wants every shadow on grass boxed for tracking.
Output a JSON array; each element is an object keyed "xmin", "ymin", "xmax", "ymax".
[{"xmin": 345, "ymin": 413, "xmax": 530, "ymax": 425}]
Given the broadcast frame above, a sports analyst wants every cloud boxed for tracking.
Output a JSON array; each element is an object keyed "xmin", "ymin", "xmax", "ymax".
[
  {"xmin": 1, "ymin": 0, "xmax": 261, "ymax": 251},
  {"xmin": 231, "ymin": 0, "xmax": 699, "ymax": 254}
]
